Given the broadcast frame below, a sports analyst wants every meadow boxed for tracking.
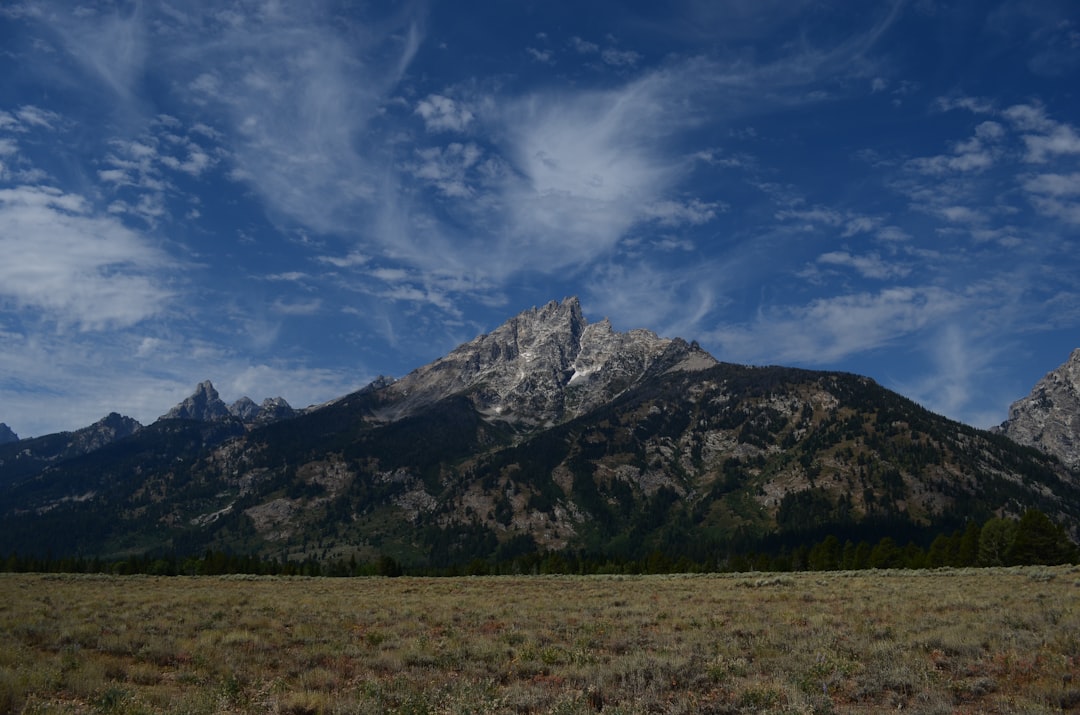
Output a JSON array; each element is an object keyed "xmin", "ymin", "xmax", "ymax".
[{"xmin": 1, "ymin": 567, "xmax": 1078, "ymax": 714}]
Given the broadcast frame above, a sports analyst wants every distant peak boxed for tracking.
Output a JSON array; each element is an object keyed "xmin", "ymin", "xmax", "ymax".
[
  {"xmin": 195, "ymin": 380, "xmax": 218, "ymax": 396},
  {"xmin": 92, "ymin": 412, "xmax": 141, "ymax": 430},
  {"xmin": 159, "ymin": 380, "xmax": 231, "ymax": 422}
]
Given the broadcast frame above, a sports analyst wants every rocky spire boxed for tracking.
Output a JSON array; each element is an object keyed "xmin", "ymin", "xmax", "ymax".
[
  {"xmin": 159, "ymin": 380, "xmax": 232, "ymax": 422},
  {"xmin": 999, "ymin": 348, "xmax": 1080, "ymax": 470}
]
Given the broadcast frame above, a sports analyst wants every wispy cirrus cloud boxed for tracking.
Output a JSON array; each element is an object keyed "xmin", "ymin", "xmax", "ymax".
[
  {"xmin": 706, "ymin": 286, "xmax": 969, "ymax": 366},
  {"xmin": 815, "ymin": 251, "xmax": 911, "ymax": 280}
]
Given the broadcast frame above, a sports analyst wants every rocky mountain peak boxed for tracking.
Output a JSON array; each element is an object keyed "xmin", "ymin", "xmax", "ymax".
[
  {"xmin": 160, "ymin": 381, "xmax": 295, "ymax": 425},
  {"xmin": 159, "ymin": 380, "xmax": 232, "ymax": 422},
  {"xmin": 252, "ymin": 397, "xmax": 295, "ymax": 424},
  {"xmin": 999, "ymin": 348, "xmax": 1080, "ymax": 469},
  {"xmin": 71, "ymin": 413, "xmax": 142, "ymax": 453},
  {"xmin": 229, "ymin": 396, "xmax": 261, "ymax": 421},
  {"xmin": 377, "ymin": 296, "xmax": 717, "ymax": 424},
  {"xmin": 0, "ymin": 423, "xmax": 19, "ymax": 445}
]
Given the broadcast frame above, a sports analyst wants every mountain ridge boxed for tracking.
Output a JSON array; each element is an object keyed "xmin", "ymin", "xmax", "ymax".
[
  {"xmin": 0, "ymin": 298, "xmax": 1077, "ymax": 567},
  {"xmin": 159, "ymin": 380, "xmax": 296, "ymax": 425}
]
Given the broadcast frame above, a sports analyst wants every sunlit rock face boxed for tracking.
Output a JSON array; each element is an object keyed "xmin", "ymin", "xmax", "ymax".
[
  {"xmin": 375, "ymin": 296, "xmax": 718, "ymax": 425},
  {"xmin": 1000, "ymin": 348, "xmax": 1080, "ymax": 470}
]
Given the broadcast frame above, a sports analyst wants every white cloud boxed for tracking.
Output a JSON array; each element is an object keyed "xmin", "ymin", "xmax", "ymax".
[
  {"xmin": 415, "ymin": 94, "xmax": 474, "ymax": 133},
  {"xmin": 906, "ymin": 122, "xmax": 1002, "ymax": 175},
  {"xmin": 1020, "ymin": 124, "xmax": 1080, "ymax": 163},
  {"xmin": 642, "ymin": 198, "xmax": 725, "ymax": 226},
  {"xmin": 1004, "ymin": 103, "xmax": 1080, "ymax": 163},
  {"xmin": 0, "ymin": 185, "xmax": 173, "ymax": 330},
  {"xmin": 14, "ymin": 105, "xmax": 61, "ymax": 129},
  {"xmin": 159, "ymin": 146, "xmax": 213, "ymax": 177},
  {"xmin": 816, "ymin": 251, "xmax": 910, "ymax": 279},
  {"xmin": 526, "ymin": 47, "xmax": 554, "ymax": 64},
  {"xmin": 166, "ymin": 6, "xmax": 421, "ymax": 237},
  {"xmin": 316, "ymin": 251, "xmax": 370, "ymax": 268},
  {"xmin": 938, "ymin": 205, "xmax": 985, "ymax": 224},
  {"xmin": 1020, "ymin": 172, "xmax": 1080, "ymax": 224},
  {"xmin": 272, "ymin": 298, "xmax": 322, "ymax": 316},
  {"xmin": 892, "ymin": 324, "xmax": 1008, "ymax": 429},
  {"xmin": 934, "ymin": 96, "xmax": 994, "ymax": 114},
  {"xmin": 570, "ymin": 37, "xmax": 599, "ymax": 54},
  {"xmin": 1022, "ymin": 172, "xmax": 1080, "ymax": 197},
  {"xmin": 707, "ymin": 287, "xmax": 967, "ymax": 365},
  {"xmin": 602, "ymin": 48, "xmax": 642, "ymax": 67},
  {"xmin": 42, "ymin": 5, "xmax": 149, "ymax": 100},
  {"xmin": 409, "ymin": 142, "xmax": 484, "ymax": 198}
]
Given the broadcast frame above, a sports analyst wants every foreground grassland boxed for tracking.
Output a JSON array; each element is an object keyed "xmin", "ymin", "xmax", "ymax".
[{"xmin": 1, "ymin": 568, "xmax": 1078, "ymax": 714}]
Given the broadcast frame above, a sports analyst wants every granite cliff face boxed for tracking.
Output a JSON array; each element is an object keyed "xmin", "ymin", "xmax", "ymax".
[
  {"xmin": 377, "ymin": 297, "xmax": 717, "ymax": 425},
  {"xmin": 999, "ymin": 348, "xmax": 1080, "ymax": 469}
]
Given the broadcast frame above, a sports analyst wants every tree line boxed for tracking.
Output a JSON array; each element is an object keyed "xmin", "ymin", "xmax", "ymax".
[{"xmin": 1, "ymin": 509, "xmax": 1075, "ymax": 577}]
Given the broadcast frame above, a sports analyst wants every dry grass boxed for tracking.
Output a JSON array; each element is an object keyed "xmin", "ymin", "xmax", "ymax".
[{"xmin": 1, "ymin": 567, "xmax": 1078, "ymax": 714}]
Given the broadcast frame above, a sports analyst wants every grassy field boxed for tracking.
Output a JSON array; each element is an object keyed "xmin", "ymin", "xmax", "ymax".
[{"xmin": 1, "ymin": 567, "xmax": 1078, "ymax": 714}]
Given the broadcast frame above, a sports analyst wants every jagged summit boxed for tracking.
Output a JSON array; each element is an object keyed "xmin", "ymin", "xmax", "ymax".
[
  {"xmin": 250, "ymin": 396, "xmax": 295, "ymax": 424},
  {"xmin": 72, "ymin": 413, "xmax": 142, "ymax": 453},
  {"xmin": 999, "ymin": 348, "xmax": 1080, "ymax": 469},
  {"xmin": 0, "ymin": 423, "xmax": 19, "ymax": 445},
  {"xmin": 160, "ymin": 381, "xmax": 294, "ymax": 425},
  {"xmin": 160, "ymin": 380, "xmax": 232, "ymax": 422},
  {"xmin": 376, "ymin": 296, "xmax": 718, "ymax": 424}
]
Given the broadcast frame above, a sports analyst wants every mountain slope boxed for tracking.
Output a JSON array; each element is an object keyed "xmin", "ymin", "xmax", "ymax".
[
  {"xmin": 0, "ymin": 413, "xmax": 141, "ymax": 489},
  {"xmin": 0, "ymin": 299, "xmax": 1077, "ymax": 566}
]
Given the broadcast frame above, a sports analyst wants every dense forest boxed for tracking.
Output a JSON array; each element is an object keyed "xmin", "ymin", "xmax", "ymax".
[{"xmin": 3, "ymin": 508, "xmax": 1073, "ymax": 577}]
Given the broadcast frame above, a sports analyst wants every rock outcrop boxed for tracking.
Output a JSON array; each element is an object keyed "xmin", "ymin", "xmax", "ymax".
[{"xmin": 999, "ymin": 348, "xmax": 1080, "ymax": 470}]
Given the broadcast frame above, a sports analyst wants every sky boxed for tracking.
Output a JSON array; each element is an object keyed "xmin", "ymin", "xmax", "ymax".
[{"xmin": 1, "ymin": 0, "xmax": 1079, "ymax": 438}]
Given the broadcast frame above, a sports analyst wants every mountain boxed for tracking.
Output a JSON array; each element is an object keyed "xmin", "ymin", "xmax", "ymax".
[
  {"xmin": 0, "ymin": 412, "xmax": 141, "ymax": 488},
  {"xmin": 160, "ymin": 381, "xmax": 295, "ymax": 426},
  {"xmin": 160, "ymin": 380, "xmax": 232, "ymax": 422},
  {"xmin": 0, "ymin": 424, "xmax": 17, "ymax": 445},
  {"xmin": 374, "ymin": 297, "xmax": 716, "ymax": 424},
  {"xmin": 1, "ymin": 298, "xmax": 1077, "ymax": 567},
  {"xmin": 998, "ymin": 348, "xmax": 1080, "ymax": 470}
]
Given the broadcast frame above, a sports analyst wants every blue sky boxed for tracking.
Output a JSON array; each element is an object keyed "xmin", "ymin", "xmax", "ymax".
[{"xmin": 1, "ymin": 1, "xmax": 1079, "ymax": 437}]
